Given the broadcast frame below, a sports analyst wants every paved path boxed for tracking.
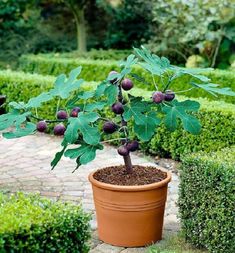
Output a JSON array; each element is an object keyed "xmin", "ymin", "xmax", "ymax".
[{"xmin": 0, "ymin": 134, "xmax": 180, "ymax": 253}]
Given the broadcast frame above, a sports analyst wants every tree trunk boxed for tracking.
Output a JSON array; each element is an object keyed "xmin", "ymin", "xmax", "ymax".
[
  {"xmin": 117, "ymin": 81, "xmax": 133, "ymax": 174},
  {"xmin": 72, "ymin": 8, "xmax": 87, "ymax": 52},
  {"xmin": 123, "ymin": 154, "xmax": 133, "ymax": 174}
]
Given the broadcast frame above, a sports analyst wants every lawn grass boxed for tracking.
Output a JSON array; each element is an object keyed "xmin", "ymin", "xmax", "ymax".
[{"xmin": 147, "ymin": 233, "xmax": 208, "ymax": 253}]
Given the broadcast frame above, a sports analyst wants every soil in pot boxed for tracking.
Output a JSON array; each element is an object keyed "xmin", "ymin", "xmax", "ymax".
[{"xmin": 93, "ymin": 165, "xmax": 167, "ymax": 186}]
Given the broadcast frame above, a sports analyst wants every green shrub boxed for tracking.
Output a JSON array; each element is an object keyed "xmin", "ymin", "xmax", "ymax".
[
  {"xmin": 18, "ymin": 54, "xmax": 235, "ymax": 103},
  {"xmin": 18, "ymin": 55, "xmax": 120, "ymax": 82},
  {"xmin": 0, "ymin": 192, "xmax": 91, "ymax": 253},
  {"xmin": 51, "ymin": 49, "xmax": 133, "ymax": 61},
  {"xmin": 1, "ymin": 70, "xmax": 234, "ymax": 159},
  {"xmin": 178, "ymin": 147, "xmax": 235, "ymax": 253}
]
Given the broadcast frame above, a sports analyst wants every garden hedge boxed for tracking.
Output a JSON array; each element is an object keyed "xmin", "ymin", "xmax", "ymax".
[
  {"xmin": 0, "ymin": 192, "xmax": 91, "ymax": 252},
  {"xmin": 19, "ymin": 54, "xmax": 235, "ymax": 104},
  {"xmin": 178, "ymin": 147, "xmax": 235, "ymax": 253},
  {"xmin": 0, "ymin": 70, "xmax": 234, "ymax": 159},
  {"xmin": 47, "ymin": 49, "xmax": 133, "ymax": 61}
]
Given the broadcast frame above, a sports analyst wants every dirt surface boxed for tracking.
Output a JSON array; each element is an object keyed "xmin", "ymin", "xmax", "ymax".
[{"xmin": 93, "ymin": 165, "xmax": 167, "ymax": 186}]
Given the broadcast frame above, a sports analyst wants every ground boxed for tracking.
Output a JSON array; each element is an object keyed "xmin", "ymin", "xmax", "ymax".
[{"xmin": 0, "ymin": 133, "xmax": 179, "ymax": 253}]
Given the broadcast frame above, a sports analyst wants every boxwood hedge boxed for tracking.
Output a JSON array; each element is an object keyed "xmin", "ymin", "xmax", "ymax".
[
  {"xmin": 0, "ymin": 192, "xmax": 91, "ymax": 253},
  {"xmin": 0, "ymin": 70, "xmax": 234, "ymax": 159},
  {"xmin": 46, "ymin": 49, "xmax": 133, "ymax": 61},
  {"xmin": 19, "ymin": 54, "xmax": 235, "ymax": 104},
  {"xmin": 178, "ymin": 147, "xmax": 235, "ymax": 253}
]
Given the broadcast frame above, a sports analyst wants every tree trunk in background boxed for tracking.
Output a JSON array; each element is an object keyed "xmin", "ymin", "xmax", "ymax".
[{"xmin": 70, "ymin": 5, "xmax": 87, "ymax": 52}]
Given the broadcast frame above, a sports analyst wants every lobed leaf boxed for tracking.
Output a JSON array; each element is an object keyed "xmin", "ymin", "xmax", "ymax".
[
  {"xmin": 134, "ymin": 111, "xmax": 161, "ymax": 141},
  {"xmin": 51, "ymin": 145, "xmax": 67, "ymax": 170},
  {"xmin": 3, "ymin": 122, "xmax": 36, "ymax": 139},
  {"xmin": 191, "ymin": 82, "xmax": 235, "ymax": 97},
  {"xmin": 65, "ymin": 144, "xmax": 104, "ymax": 168},
  {"xmin": 104, "ymin": 85, "xmax": 118, "ymax": 105},
  {"xmin": 162, "ymin": 99, "xmax": 201, "ymax": 134}
]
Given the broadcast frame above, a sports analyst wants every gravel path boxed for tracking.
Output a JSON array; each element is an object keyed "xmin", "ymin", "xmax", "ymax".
[{"xmin": 0, "ymin": 134, "xmax": 180, "ymax": 252}]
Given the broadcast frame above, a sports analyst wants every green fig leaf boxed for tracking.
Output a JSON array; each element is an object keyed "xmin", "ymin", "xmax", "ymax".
[
  {"xmin": 104, "ymin": 85, "xmax": 118, "ymax": 105},
  {"xmin": 49, "ymin": 68, "xmax": 84, "ymax": 99},
  {"xmin": 134, "ymin": 111, "xmax": 161, "ymax": 141},
  {"xmin": 162, "ymin": 99, "xmax": 201, "ymax": 134},
  {"xmin": 26, "ymin": 92, "xmax": 53, "ymax": 108},
  {"xmin": 3, "ymin": 122, "xmax": 36, "ymax": 139},
  {"xmin": 191, "ymin": 82, "xmax": 235, "ymax": 97},
  {"xmin": 65, "ymin": 144, "xmax": 103, "ymax": 165},
  {"xmin": 64, "ymin": 112, "xmax": 100, "ymax": 145},
  {"xmin": 51, "ymin": 145, "xmax": 67, "ymax": 170},
  {"xmin": 123, "ymin": 98, "xmax": 150, "ymax": 125},
  {"xmin": 95, "ymin": 81, "xmax": 108, "ymax": 97},
  {"xmin": 0, "ymin": 111, "xmax": 31, "ymax": 131}
]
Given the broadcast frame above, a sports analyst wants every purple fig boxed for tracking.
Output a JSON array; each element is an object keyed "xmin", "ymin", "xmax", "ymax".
[
  {"xmin": 152, "ymin": 91, "xmax": 164, "ymax": 104},
  {"xmin": 103, "ymin": 121, "xmax": 117, "ymax": 134},
  {"xmin": 112, "ymin": 102, "xmax": 124, "ymax": 114},
  {"xmin": 53, "ymin": 124, "xmax": 66, "ymax": 136},
  {"xmin": 121, "ymin": 78, "xmax": 133, "ymax": 91},
  {"xmin": 37, "ymin": 121, "xmax": 47, "ymax": 133},
  {"xmin": 70, "ymin": 107, "xmax": 81, "ymax": 117},
  {"xmin": 126, "ymin": 140, "xmax": 139, "ymax": 152},
  {"xmin": 164, "ymin": 90, "xmax": 175, "ymax": 101},
  {"xmin": 117, "ymin": 146, "xmax": 129, "ymax": 156},
  {"xmin": 57, "ymin": 110, "xmax": 68, "ymax": 120},
  {"xmin": 108, "ymin": 71, "xmax": 118, "ymax": 84}
]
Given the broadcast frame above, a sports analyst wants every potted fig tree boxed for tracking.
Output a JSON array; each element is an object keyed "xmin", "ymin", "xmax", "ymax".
[{"xmin": 0, "ymin": 47, "xmax": 234, "ymax": 247}]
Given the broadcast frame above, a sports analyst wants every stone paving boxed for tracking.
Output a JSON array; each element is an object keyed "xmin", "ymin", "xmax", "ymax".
[{"xmin": 0, "ymin": 133, "xmax": 180, "ymax": 253}]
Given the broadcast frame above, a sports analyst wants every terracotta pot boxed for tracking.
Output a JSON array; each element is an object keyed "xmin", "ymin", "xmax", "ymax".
[{"xmin": 88, "ymin": 167, "xmax": 171, "ymax": 247}]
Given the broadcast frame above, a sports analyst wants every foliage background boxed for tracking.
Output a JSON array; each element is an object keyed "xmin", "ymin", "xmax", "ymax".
[{"xmin": 0, "ymin": 0, "xmax": 234, "ymax": 69}]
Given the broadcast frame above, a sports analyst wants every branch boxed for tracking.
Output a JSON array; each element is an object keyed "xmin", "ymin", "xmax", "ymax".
[
  {"xmin": 163, "ymin": 73, "xmax": 175, "ymax": 92},
  {"xmin": 167, "ymin": 48, "xmax": 188, "ymax": 62},
  {"xmin": 211, "ymin": 27, "xmax": 224, "ymax": 68},
  {"xmin": 30, "ymin": 115, "xmax": 66, "ymax": 124},
  {"xmin": 101, "ymin": 138, "xmax": 126, "ymax": 144}
]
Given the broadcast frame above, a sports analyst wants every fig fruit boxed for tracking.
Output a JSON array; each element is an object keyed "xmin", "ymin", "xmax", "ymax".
[
  {"xmin": 126, "ymin": 140, "xmax": 139, "ymax": 152},
  {"xmin": 112, "ymin": 102, "xmax": 124, "ymax": 114},
  {"xmin": 121, "ymin": 78, "xmax": 133, "ymax": 91},
  {"xmin": 70, "ymin": 107, "xmax": 81, "ymax": 117},
  {"xmin": 36, "ymin": 121, "xmax": 47, "ymax": 133},
  {"xmin": 152, "ymin": 91, "xmax": 164, "ymax": 104},
  {"xmin": 53, "ymin": 124, "xmax": 66, "ymax": 136},
  {"xmin": 57, "ymin": 110, "xmax": 68, "ymax": 120},
  {"xmin": 117, "ymin": 146, "xmax": 129, "ymax": 156},
  {"xmin": 164, "ymin": 90, "xmax": 175, "ymax": 101},
  {"xmin": 108, "ymin": 71, "xmax": 118, "ymax": 84},
  {"xmin": 103, "ymin": 121, "xmax": 117, "ymax": 134}
]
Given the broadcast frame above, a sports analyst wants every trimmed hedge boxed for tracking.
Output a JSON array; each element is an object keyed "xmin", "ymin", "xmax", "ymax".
[
  {"xmin": 19, "ymin": 54, "xmax": 235, "ymax": 104},
  {"xmin": 0, "ymin": 192, "xmax": 91, "ymax": 252},
  {"xmin": 46, "ymin": 49, "xmax": 133, "ymax": 61},
  {"xmin": 19, "ymin": 55, "xmax": 119, "ymax": 82},
  {"xmin": 178, "ymin": 147, "xmax": 235, "ymax": 253},
  {"xmin": 0, "ymin": 70, "xmax": 234, "ymax": 159}
]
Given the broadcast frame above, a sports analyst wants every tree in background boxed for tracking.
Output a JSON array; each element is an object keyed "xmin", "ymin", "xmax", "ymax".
[
  {"xmin": 53, "ymin": 0, "xmax": 87, "ymax": 52},
  {"xmin": 97, "ymin": 0, "xmax": 153, "ymax": 49},
  {"xmin": 0, "ymin": 0, "xmax": 39, "ymax": 66}
]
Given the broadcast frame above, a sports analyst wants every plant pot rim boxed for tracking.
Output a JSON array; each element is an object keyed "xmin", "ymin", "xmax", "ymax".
[{"xmin": 88, "ymin": 165, "xmax": 171, "ymax": 192}]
